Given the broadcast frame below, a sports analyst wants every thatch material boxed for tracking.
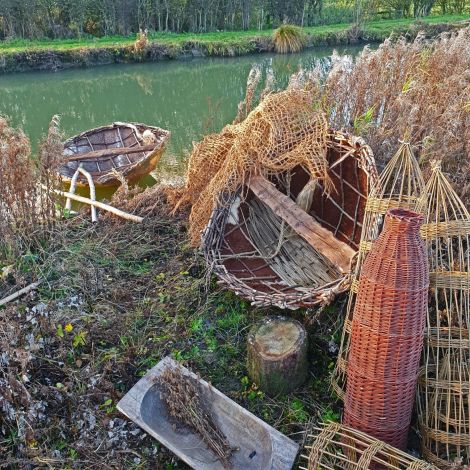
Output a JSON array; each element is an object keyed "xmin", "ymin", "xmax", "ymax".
[
  {"xmin": 301, "ymin": 422, "xmax": 439, "ymax": 470},
  {"xmin": 416, "ymin": 161, "xmax": 470, "ymax": 469},
  {"xmin": 332, "ymin": 142, "xmax": 426, "ymax": 398},
  {"xmin": 202, "ymin": 130, "xmax": 378, "ymax": 310}
]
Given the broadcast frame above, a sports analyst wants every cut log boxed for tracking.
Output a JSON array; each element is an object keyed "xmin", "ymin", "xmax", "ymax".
[
  {"xmin": 247, "ymin": 316, "xmax": 308, "ymax": 396},
  {"xmin": 248, "ymin": 174, "xmax": 356, "ymax": 273}
]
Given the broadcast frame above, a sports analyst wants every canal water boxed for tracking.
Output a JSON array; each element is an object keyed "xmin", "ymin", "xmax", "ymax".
[{"xmin": 0, "ymin": 45, "xmax": 365, "ymax": 171}]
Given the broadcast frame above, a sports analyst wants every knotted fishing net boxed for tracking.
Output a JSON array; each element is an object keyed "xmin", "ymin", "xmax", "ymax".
[{"xmin": 172, "ymin": 88, "xmax": 331, "ymax": 246}]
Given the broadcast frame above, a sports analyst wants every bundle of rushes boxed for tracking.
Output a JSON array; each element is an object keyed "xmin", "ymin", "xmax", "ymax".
[{"xmin": 157, "ymin": 368, "xmax": 233, "ymax": 469}]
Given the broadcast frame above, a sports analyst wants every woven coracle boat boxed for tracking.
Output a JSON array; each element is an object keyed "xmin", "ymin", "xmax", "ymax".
[
  {"xmin": 59, "ymin": 122, "xmax": 170, "ymax": 188},
  {"xmin": 202, "ymin": 131, "xmax": 379, "ymax": 310}
]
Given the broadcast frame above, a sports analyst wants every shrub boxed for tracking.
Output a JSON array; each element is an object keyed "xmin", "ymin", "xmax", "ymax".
[
  {"xmin": 134, "ymin": 28, "xmax": 149, "ymax": 57},
  {"xmin": 273, "ymin": 24, "xmax": 306, "ymax": 54},
  {"xmin": 0, "ymin": 116, "xmax": 62, "ymax": 260}
]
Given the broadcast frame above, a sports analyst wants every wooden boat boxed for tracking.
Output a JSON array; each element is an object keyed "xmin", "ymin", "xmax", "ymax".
[
  {"xmin": 202, "ymin": 130, "xmax": 379, "ymax": 310},
  {"xmin": 59, "ymin": 122, "xmax": 170, "ymax": 188}
]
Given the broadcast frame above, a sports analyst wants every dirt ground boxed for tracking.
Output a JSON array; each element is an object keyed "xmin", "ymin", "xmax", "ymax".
[{"xmin": 0, "ymin": 190, "xmax": 343, "ymax": 469}]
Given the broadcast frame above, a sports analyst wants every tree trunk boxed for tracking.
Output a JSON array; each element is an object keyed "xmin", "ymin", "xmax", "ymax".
[{"xmin": 247, "ymin": 316, "xmax": 308, "ymax": 396}]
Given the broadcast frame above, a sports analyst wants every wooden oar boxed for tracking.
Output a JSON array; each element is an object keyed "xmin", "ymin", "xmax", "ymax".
[
  {"xmin": 248, "ymin": 174, "xmax": 355, "ymax": 274},
  {"xmin": 64, "ymin": 144, "xmax": 158, "ymax": 162}
]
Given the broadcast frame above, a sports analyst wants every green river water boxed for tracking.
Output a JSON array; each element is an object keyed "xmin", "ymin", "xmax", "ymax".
[{"xmin": 0, "ymin": 45, "xmax": 364, "ymax": 188}]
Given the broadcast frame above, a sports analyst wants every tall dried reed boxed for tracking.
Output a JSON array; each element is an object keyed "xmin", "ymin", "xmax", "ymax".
[
  {"xmin": 321, "ymin": 28, "xmax": 470, "ymax": 204},
  {"xmin": 0, "ymin": 116, "xmax": 62, "ymax": 260}
]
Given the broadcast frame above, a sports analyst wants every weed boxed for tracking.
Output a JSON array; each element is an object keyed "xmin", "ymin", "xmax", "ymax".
[
  {"xmin": 289, "ymin": 398, "xmax": 310, "ymax": 423},
  {"xmin": 273, "ymin": 24, "xmax": 306, "ymax": 53},
  {"xmin": 321, "ymin": 406, "xmax": 340, "ymax": 423}
]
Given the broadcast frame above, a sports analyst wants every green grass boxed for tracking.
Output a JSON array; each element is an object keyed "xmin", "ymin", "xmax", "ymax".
[
  {"xmin": 1, "ymin": 198, "xmax": 343, "ymax": 467},
  {"xmin": 0, "ymin": 14, "xmax": 468, "ymax": 54}
]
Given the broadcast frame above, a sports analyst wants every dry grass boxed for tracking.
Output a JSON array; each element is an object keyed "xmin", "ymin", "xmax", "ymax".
[
  {"xmin": 0, "ymin": 117, "xmax": 35, "ymax": 257},
  {"xmin": 273, "ymin": 25, "xmax": 306, "ymax": 54},
  {"xmin": 320, "ymin": 28, "xmax": 470, "ymax": 204},
  {"xmin": 0, "ymin": 116, "xmax": 62, "ymax": 261},
  {"xmin": 134, "ymin": 28, "xmax": 149, "ymax": 54},
  {"xmin": 157, "ymin": 368, "xmax": 233, "ymax": 468}
]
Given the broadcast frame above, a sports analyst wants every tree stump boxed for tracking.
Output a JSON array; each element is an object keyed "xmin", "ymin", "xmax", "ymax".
[{"xmin": 247, "ymin": 316, "xmax": 308, "ymax": 396}]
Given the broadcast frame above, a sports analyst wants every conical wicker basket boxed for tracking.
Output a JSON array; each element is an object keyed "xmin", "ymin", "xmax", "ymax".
[
  {"xmin": 332, "ymin": 142, "xmax": 426, "ymax": 398},
  {"xmin": 202, "ymin": 130, "xmax": 378, "ymax": 310},
  {"xmin": 301, "ymin": 422, "xmax": 439, "ymax": 470},
  {"xmin": 344, "ymin": 208, "xmax": 428, "ymax": 450},
  {"xmin": 416, "ymin": 162, "xmax": 470, "ymax": 469}
]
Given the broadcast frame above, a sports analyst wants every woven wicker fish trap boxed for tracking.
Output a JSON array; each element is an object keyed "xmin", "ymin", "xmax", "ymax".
[
  {"xmin": 415, "ymin": 161, "xmax": 470, "ymax": 469},
  {"xmin": 301, "ymin": 422, "xmax": 439, "ymax": 470},
  {"xmin": 344, "ymin": 208, "xmax": 428, "ymax": 450},
  {"xmin": 332, "ymin": 142, "xmax": 426, "ymax": 399},
  {"xmin": 202, "ymin": 129, "xmax": 378, "ymax": 310}
]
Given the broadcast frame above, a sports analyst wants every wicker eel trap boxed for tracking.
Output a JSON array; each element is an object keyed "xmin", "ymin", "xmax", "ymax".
[
  {"xmin": 202, "ymin": 131, "xmax": 378, "ymax": 310},
  {"xmin": 301, "ymin": 422, "xmax": 438, "ymax": 470}
]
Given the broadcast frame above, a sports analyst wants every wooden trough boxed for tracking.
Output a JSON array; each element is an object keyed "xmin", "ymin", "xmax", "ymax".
[
  {"xmin": 117, "ymin": 356, "xmax": 299, "ymax": 470},
  {"xmin": 202, "ymin": 131, "xmax": 378, "ymax": 310}
]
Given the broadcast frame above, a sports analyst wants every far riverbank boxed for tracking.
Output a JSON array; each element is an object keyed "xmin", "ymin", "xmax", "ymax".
[{"xmin": 0, "ymin": 15, "xmax": 468, "ymax": 74}]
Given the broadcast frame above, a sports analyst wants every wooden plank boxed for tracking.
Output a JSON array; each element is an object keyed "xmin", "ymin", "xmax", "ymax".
[
  {"xmin": 64, "ymin": 144, "xmax": 158, "ymax": 162},
  {"xmin": 249, "ymin": 174, "xmax": 355, "ymax": 274},
  {"xmin": 117, "ymin": 356, "xmax": 299, "ymax": 470}
]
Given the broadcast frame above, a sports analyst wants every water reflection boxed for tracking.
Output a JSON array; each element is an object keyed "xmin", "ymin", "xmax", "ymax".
[{"xmin": 0, "ymin": 46, "xmax": 364, "ymax": 162}]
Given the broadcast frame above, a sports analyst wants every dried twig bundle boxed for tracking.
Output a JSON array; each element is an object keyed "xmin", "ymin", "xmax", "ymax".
[{"xmin": 157, "ymin": 368, "xmax": 234, "ymax": 469}]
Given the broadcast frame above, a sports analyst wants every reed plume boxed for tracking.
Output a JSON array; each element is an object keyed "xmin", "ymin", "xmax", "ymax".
[
  {"xmin": 320, "ymin": 28, "xmax": 470, "ymax": 204},
  {"xmin": 0, "ymin": 116, "xmax": 63, "ymax": 259}
]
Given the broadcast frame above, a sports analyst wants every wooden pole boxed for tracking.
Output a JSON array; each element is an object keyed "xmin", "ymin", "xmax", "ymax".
[
  {"xmin": 46, "ymin": 186, "xmax": 144, "ymax": 223},
  {"xmin": 249, "ymin": 174, "xmax": 355, "ymax": 273},
  {"xmin": 0, "ymin": 280, "xmax": 43, "ymax": 307}
]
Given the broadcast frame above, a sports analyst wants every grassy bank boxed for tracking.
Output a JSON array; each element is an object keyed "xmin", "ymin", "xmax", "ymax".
[
  {"xmin": 0, "ymin": 191, "xmax": 343, "ymax": 469},
  {"xmin": 0, "ymin": 14, "xmax": 468, "ymax": 73}
]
